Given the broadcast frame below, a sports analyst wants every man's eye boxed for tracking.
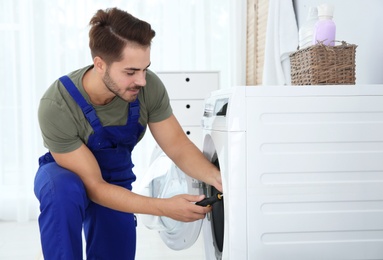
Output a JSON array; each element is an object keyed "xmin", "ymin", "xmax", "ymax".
[{"xmin": 127, "ymin": 71, "xmax": 135, "ymax": 76}]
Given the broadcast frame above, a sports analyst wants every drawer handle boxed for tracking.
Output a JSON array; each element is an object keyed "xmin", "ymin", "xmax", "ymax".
[
  {"xmin": 185, "ymin": 77, "xmax": 190, "ymax": 82},
  {"xmin": 186, "ymin": 104, "xmax": 191, "ymax": 109}
]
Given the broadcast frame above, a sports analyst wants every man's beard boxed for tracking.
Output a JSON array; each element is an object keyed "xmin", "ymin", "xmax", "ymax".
[{"xmin": 102, "ymin": 69, "xmax": 141, "ymax": 103}]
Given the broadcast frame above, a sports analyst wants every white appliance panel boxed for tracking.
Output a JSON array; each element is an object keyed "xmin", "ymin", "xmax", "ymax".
[
  {"xmin": 202, "ymin": 130, "xmax": 247, "ymax": 260},
  {"xmin": 239, "ymin": 85, "xmax": 383, "ymax": 259}
]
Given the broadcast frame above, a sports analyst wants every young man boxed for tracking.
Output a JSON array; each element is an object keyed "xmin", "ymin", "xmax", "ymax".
[{"xmin": 34, "ymin": 7, "xmax": 222, "ymax": 259}]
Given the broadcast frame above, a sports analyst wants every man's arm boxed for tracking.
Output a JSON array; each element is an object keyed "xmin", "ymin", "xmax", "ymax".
[
  {"xmin": 51, "ymin": 143, "xmax": 210, "ymax": 222},
  {"xmin": 149, "ymin": 114, "xmax": 222, "ymax": 192}
]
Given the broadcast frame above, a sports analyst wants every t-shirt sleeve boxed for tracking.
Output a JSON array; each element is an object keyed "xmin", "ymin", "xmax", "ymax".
[
  {"xmin": 38, "ymin": 97, "xmax": 83, "ymax": 153},
  {"xmin": 144, "ymin": 71, "xmax": 173, "ymax": 123}
]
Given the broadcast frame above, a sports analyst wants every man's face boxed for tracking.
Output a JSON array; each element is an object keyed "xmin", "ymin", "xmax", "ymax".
[{"xmin": 102, "ymin": 44, "xmax": 151, "ymax": 103}]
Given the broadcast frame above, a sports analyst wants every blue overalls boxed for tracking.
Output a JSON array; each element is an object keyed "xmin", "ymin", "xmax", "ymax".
[{"xmin": 34, "ymin": 75, "xmax": 145, "ymax": 259}]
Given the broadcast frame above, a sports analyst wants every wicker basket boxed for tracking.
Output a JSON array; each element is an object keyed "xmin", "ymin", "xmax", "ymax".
[{"xmin": 290, "ymin": 41, "xmax": 357, "ymax": 85}]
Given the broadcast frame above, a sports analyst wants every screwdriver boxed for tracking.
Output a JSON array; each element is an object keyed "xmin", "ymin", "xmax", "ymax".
[{"xmin": 195, "ymin": 193, "xmax": 223, "ymax": 207}]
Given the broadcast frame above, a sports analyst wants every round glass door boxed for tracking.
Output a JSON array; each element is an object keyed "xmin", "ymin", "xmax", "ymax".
[{"xmin": 139, "ymin": 147, "xmax": 203, "ymax": 250}]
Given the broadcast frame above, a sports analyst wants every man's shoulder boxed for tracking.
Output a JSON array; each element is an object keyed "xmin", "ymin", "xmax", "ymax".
[
  {"xmin": 41, "ymin": 66, "xmax": 91, "ymax": 104},
  {"xmin": 145, "ymin": 69, "xmax": 164, "ymax": 88},
  {"xmin": 141, "ymin": 69, "xmax": 167, "ymax": 100}
]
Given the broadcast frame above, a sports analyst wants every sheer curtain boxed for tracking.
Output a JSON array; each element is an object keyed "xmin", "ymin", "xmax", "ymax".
[{"xmin": 0, "ymin": 0, "xmax": 246, "ymax": 221}]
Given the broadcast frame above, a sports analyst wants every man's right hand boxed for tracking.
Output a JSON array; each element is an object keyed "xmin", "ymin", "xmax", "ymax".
[{"xmin": 161, "ymin": 194, "xmax": 211, "ymax": 222}]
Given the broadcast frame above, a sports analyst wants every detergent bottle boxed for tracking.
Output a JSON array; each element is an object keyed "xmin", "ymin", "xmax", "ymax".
[
  {"xmin": 312, "ymin": 3, "xmax": 336, "ymax": 46},
  {"xmin": 298, "ymin": 7, "xmax": 318, "ymax": 49}
]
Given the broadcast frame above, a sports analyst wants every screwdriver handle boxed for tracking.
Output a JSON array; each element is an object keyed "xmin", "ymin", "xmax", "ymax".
[{"xmin": 195, "ymin": 193, "xmax": 223, "ymax": 207}]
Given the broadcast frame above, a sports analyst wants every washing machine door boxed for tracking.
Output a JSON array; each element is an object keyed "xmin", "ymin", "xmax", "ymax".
[{"xmin": 138, "ymin": 146, "xmax": 204, "ymax": 250}]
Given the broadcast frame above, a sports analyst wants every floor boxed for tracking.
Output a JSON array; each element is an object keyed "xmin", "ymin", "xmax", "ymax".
[{"xmin": 0, "ymin": 218, "xmax": 206, "ymax": 260}]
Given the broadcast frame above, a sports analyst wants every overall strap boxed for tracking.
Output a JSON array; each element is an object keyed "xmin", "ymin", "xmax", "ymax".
[
  {"xmin": 128, "ymin": 99, "xmax": 140, "ymax": 125},
  {"xmin": 59, "ymin": 75, "xmax": 103, "ymax": 132}
]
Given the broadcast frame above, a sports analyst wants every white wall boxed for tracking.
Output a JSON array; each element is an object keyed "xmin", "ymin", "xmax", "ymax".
[
  {"xmin": 294, "ymin": 0, "xmax": 383, "ymax": 84},
  {"xmin": 0, "ymin": 0, "xmax": 246, "ymax": 221}
]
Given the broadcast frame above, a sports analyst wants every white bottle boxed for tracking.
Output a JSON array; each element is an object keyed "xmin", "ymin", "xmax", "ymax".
[
  {"xmin": 298, "ymin": 7, "xmax": 318, "ymax": 49},
  {"xmin": 312, "ymin": 3, "xmax": 336, "ymax": 46}
]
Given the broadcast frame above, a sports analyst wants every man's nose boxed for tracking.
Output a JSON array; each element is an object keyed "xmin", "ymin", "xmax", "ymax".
[{"xmin": 135, "ymin": 72, "xmax": 146, "ymax": 87}]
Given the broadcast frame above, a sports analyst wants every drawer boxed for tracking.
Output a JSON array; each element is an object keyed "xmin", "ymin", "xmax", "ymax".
[
  {"xmin": 170, "ymin": 100, "xmax": 205, "ymax": 126},
  {"xmin": 182, "ymin": 126, "xmax": 203, "ymax": 150},
  {"xmin": 157, "ymin": 71, "xmax": 219, "ymax": 100}
]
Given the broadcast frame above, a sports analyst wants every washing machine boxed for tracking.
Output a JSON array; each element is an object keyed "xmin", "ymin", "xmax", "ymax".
[
  {"xmin": 140, "ymin": 85, "xmax": 383, "ymax": 259},
  {"xmin": 138, "ymin": 143, "xmax": 224, "ymax": 259}
]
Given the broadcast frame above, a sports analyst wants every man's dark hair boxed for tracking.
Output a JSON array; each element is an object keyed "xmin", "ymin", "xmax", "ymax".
[{"xmin": 88, "ymin": 7, "xmax": 156, "ymax": 64}]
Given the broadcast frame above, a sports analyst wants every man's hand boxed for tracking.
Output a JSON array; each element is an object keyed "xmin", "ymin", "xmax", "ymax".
[{"xmin": 161, "ymin": 194, "xmax": 211, "ymax": 222}]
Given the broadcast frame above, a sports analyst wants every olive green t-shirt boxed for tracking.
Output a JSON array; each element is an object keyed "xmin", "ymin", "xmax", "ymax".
[{"xmin": 38, "ymin": 65, "xmax": 172, "ymax": 153}]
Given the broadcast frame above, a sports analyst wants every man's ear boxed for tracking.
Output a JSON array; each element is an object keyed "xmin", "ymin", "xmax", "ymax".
[{"xmin": 93, "ymin": 56, "xmax": 106, "ymax": 73}]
